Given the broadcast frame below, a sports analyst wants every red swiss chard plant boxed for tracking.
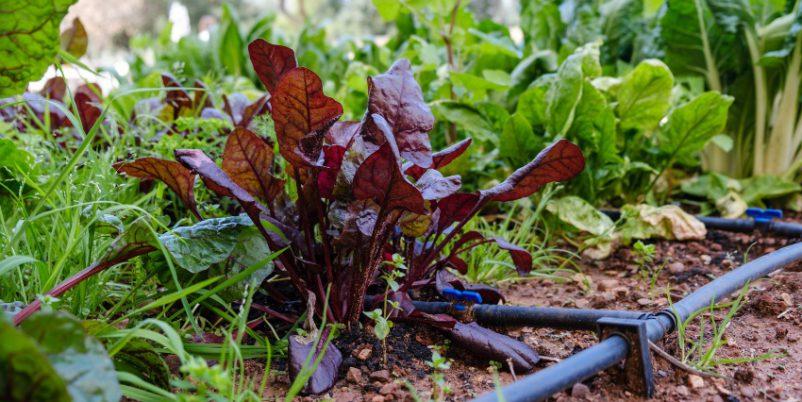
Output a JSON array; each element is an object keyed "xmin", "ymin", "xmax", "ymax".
[{"xmin": 111, "ymin": 39, "xmax": 585, "ymax": 393}]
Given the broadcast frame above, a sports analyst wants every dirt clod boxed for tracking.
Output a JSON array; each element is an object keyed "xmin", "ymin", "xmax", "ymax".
[
  {"xmin": 734, "ymin": 367, "xmax": 754, "ymax": 384},
  {"xmin": 370, "ymin": 370, "xmax": 391, "ymax": 383},
  {"xmin": 571, "ymin": 383, "xmax": 590, "ymax": 399},
  {"xmin": 347, "ymin": 367, "xmax": 363, "ymax": 384},
  {"xmin": 752, "ymin": 293, "xmax": 786, "ymax": 317}
]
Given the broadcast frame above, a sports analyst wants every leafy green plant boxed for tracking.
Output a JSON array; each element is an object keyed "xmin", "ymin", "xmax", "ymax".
[
  {"xmin": 427, "ymin": 348, "xmax": 452, "ymax": 401},
  {"xmin": 364, "ymin": 253, "xmax": 406, "ymax": 366}
]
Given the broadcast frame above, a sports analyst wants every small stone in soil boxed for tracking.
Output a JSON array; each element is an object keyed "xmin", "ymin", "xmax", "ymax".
[
  {"xmin": 347, "ymin": 367, "xmax": 362, "ymax": 384},
  {"xmin": 637, "ymin": 298, "xmax": 651, "ymax": 306},
  {"xmin": 379, "ymin": 382, "xmax": 397, "ymax": 396},
  {"xmin": 370, "ymin": 369, "xmax": 391, "ymax": 383},
  {"xmin": 355, "ymin": 346, "xmax": 373, "ymax": 361},
  {"xmin": 734, "ymin": 368, "xmax": 754, "ymax": 384},
  {"xmin": 668, "ymin": 262, "xmax": 685, "ymax": 274},
  {"xmin": 687, "ymin": 374, "xmax": 705, "ymax": 389},
  {"xmin": 676, "ymin": 386, "xmax": 690, "ymax": 397},
  {"xmin": 571, "ymin": 383, "xmax": 590, "ymax": 399}
]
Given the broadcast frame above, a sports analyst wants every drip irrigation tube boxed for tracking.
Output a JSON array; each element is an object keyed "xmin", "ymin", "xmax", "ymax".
[
  {"xmin": 471, "ymin": 241, "xmax": 802, "ymax": 402},
  {"xmin": 601, "ymin": 209, "xmax": 802, "ymax": 237},
  {"xmin": 411, "ymin": 301, "xmax": 650, "ymax": 330}
]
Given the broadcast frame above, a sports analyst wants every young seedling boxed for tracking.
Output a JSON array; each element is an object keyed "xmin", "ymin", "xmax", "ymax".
[
  {"xmin": 364, "ymin": 253, "xmax": 406, "ymax": 367},
  {"xmin": 427, "ymin": 347, "xmax": 452, "ymax": 402}
]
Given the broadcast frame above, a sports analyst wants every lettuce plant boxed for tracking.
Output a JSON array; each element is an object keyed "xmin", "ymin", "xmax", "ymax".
[{"xmin": 113, "ymin": 40, "xmax": 584, "ymax": 392}]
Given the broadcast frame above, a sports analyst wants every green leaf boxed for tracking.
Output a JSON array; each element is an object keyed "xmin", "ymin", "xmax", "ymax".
[
  {"xmin": 520, "ymin": 0, "xmax": 564, "ymax": 51},
  {"xmin": 515, "ymin": 81, "xmax": 551, "ymax": 129},
  {"xmin": 740, "ymin": 175, "xmax": 802, "ymax": 205},
  {"xmin": 570, "ymin": 81, "xmax": 618, "ymax": 165},
  {"xmin": 499, "ymin": 113, "xmax": 542, "ymax": 167},
  {"xmin": 372, "ymin": 0, "xmax": 401, "ymax": 21},
  {"xmin": 0, "ymin": 0, "xmax": 76, "ymax": 96},
  {"xmin": 20, "ymin": 311, "xmax": 121, "ymax": 402},
  {"xmin": 616, "ymin": 59, "xmax": 674, "ymax": 132},
  {"xmin": 158, "ymin": 215, "xmax": 260, "ymax": 274},
  {"xmin": 216, "ymin": 4, "xmax": 244, "ymax": 76},
  {"xmin": 0, "ymin": 138, "xmax": 34, "ymax": 171},
  {"xmin": 546, "ymin": 42, "xmax": 601, "ymax": 137},
  {"xmin": 657, "ymin": 91, "xmax": 733, "ymax": 165},
  {"xmin": 432, "ymin": 100, "xmax": 495, "ymax": 140},
  {"xmin": 113, "ymin": 339, "xmax": 171, "ymax": 389},
  {"xmin": 0, "ymin": 317, "xmax": 71, "ymax": 402},
  {"xmin": 0, "ymin": 255, "xmax": 38, "ymax": 278}
]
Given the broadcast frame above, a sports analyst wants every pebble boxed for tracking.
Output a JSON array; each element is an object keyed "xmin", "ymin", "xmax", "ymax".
[
  {"xmin": 379, "ymin": 382, "xmax": 397, "ymax": 396},
  {"xmin": 370, "ymin": 396, "xmax": 385, "ymax": 402},
  {"xmin": 571, "ymin": 383, "xmax": 590, "ymax": 399},
  {"xmin": 687, "ymin": 374, "xmax": 705, "ymax": 389},
  {"xmin": 356, "ymin": 346, "xmax": 373, "ymax": 361},
  {"xmin": 370, "ymin": 369, "xmax": 391, "ymax": 383},
  {"xmin": 701, "ymin": 255, "xmax": 712, "ymax": 264},
  {"xmin": 347, "ymin": 367, "xmax": 362, "ymax": 384},
  {"xmin": 676, "ymin": 385, "xmax": 690, "ymax": 397},
  {"xmin": 598, "ymin": 279, "xmax": 619, "ymax": 291},
  {"xmin": 637, "ymin": 298, "xmax": 652, "ymax": 306},
  {"xmin": 668, "ymin": 262, "xmax": 685, "ymax": 274}
]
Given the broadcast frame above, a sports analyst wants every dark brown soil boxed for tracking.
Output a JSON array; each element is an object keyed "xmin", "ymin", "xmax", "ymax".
[{"xmin": 260, "ymin": 226, "xmax": 802, "ymax": 401}]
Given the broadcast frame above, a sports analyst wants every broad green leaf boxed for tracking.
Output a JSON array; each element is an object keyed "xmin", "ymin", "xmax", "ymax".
[
  {"xmin": 432, "ymin": 100, "xmax": 495, "ymax": 140},
  {"xmin": 0, "ymin": 138, "xmax": 34, "ymax": 171},
  {"xmin": 600, "ymin": 0, "xmax": 645, "ymax": 64},
  {"xmin": 159, "ymin": 215, "xmax": 263, "ymax": 274},
  {"xmin": 515, "ymin": 80, "xmax": 551, "ymax": 129},
  {"xmin": 499, "ymin": 113, "xmax": 542, "ymax": 168},
  {"xmin": 0, "ymin": 318, "xmax": 71, "ymax": 402},
  {"xmin": 657, "ymin": 91, "xmax": 733, "ymax": 165},
  {"xmin": 740, "ymin": 175, "xmax": 801, "ymax": 205},
  {"xmin": 616, "ymin": 59, "xmax": 674, "ymax": 132},
  {"xmin": 520, "ymin": 0, "xmax": 564, "ymax": 51},
  {"xmin": 0, "ymin": 0, "xmax": 76, "ymax": 96},
  {"xmin": 570, "ymin": 81, "xmax": 618, "ymax": 165},
  {"xmin": 482, "ymin": 70, "xmax": 512, "ymax": 87},
  {"xmin": 216, "ymin": 4, "xmax": 244, "ymax": 76},
  {"xmin": 20, "ymin": 311, "xmax": 121, "ymax": 402},
  {"xmin": 546, "ymin": 42, "xmax": 601, "ymax": 137},
  {"xmin": 372, "ymin": 0, "xmax": 402, "ymax": 21},
  {"xmin": 113, "ymin": 339, "xmax": 171, "ymax": 390}
]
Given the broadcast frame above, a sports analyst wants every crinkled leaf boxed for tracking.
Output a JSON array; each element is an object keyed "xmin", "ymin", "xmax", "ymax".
[
  {"xmin": 222, "ymin": 127, "xmax": 284, "ymax": 203},
  {"xmin": 446, "ymin": 322, "xmax": 539, "ymax": 372},
  {"xmin": 546, "ymin": 196, "xmax": 614, "ymax": 236},
  {"xmin": 271, "ymin": 67, "xmax": 343, "ymax": 167},
  {"xmin": 399, "ymin": 212, "xmax": 432, "ymax": 237},
  {"xmin": 740, "ymin": 175, "xmax": 802, "ymax": 205},
  {"xmin": 405, "ymin": 137, "xmax": 472, "ymax": 179},
  {"xmin": 158, "ymin": 215, "xmax": 262, "ymax": 274},
  {"xmin": 618, "ymin": 204, "xmax": 707, "ymax": 242},
  {"xmin": 114, "ymin": 158, "xmax": 200, "ymax": 220},
  {"xmin": 20, "ymin": 311, "xmax": 122, "ymax": 402},
  {"xmin": 415, "ymin": 169, "xmax": 461, "ymax": 201},
  {"xmin": 616, "ymin": 59, "xmax": 673, "ymax": 132},
  {"xmin": 0, "ymin": 317, "xmax": 71, "ymax": 402},
  {"xmin": 0, "ymin": 0, "xmax": 76, "ymax": 96},
  {"xmin": 352, "ymin": 115, "xmax": 425, "ymax": 213},
  {"xmin": 60, "ymin": 17, "xmax": 87, "ymax": 58},
  {"xmin": 480, "ymin": 139, "xmax": 585, "ymax": 202},
  {"xmin": 367, "ymin": 59, "xmax": 435, "ymax": 167},
  {"xmin": 248, "ymin": 39, "xmax": 297, "ymax": 93}
]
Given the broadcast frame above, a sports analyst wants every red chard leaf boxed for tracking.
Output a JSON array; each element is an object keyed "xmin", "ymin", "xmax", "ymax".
[
  {"xmin": 74, "ymin": 91, "xmax": 101, "ymax": 132},
  {"xmin": 248, "ymin": 39, "xmax": 297, "ymax": 93},
  {"xmin": 405, "ymin": 137, "xmax": 472, "ymax": 179},
  {"xmin": 114, "ymin": 158, "xmax": 200, "ymax": 219},
  {"xmin": 223, "ymin": 93, "xmax": 269, "ymax": 128},
  {"xmin": 352, "ymin": 115, "xmax": 425, "ymax": 214},
  {"xmin": 41, "ymin": 77, "xmax": 67, "ymax": 101},
  {"xmin": 161, "ymin": 74, "xmax": 192, "ymax": 111},
  {"xmin": 493, "ymin": 237, "xmax": 533, "ymax": 275},
  {"xmin": 222, "ymin": 127, "xmax": 284, "ymax": 203},
  {"xmin": 415, "ymin": 169, "xmax": 461, "ymax": 200},
  {"xmin": 288, "ymin": 328, "xmax": 342, "ymax": 394},
  {"xmin": 435, "ymin": 192, "xmax": 480, "ymax": 232},
  {"xmin": 317, "ymin": 145, "xmax": 346, "ymax": 199},
  {"xmin": 270, "ymin": 67, "xmax": 343, "ymax": 167},
  {"xmin": 481, "ymin": 139, "xmax": 584, "ymax": 202},
  {"xmin": 367, "ymin": 59, "xmax": 434, "ymax": 167},
  {"xmin": 446, "ymin": 322, "xmax": 539, "ymax": 372}
]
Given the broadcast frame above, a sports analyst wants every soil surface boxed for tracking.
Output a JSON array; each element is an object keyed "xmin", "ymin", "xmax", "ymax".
[{"xmin": 258, "ymin": 225, "xmax": 802, "ymax": 401}]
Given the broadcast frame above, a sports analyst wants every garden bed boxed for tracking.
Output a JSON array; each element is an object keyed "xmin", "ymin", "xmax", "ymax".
[{"xmin": 251, "ymin": 225, "xmax": 802, "ymax": 401}]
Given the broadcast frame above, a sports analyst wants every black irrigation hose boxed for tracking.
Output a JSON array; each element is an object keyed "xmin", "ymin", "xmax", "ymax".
[
  {"xmin": 472, "ymin": 241, "xmax": 802, "ymax": 402},
  {"xmin": 412, "ymin": 301, "xmax": 651, "ymax": 331},
  {"xmin": 601, "ymin": 209, "xmax": 802, "ymax": 237}
]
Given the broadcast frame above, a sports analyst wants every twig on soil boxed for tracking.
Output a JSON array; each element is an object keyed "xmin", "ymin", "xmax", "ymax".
[
  {"xmin": 507, "ymin": 358, "xmax": 517, "ymax": 381},
  {"xmin": 648, "ymin": 341, "xmax": 719, "ymax": 379},
  {"xmin": 538, "ymin": 355, "xmax": 562, "ymax": 363}
]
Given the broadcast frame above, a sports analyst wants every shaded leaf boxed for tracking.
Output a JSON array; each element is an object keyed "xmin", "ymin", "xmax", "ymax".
[
  {"xmin": 657, "ymin": 91, "xmax": 733, "ymax": 166},
  {"xmin": 74, "ymin": 91, "xmax": 101, "ymax": 132},
  {"xmin": 288, "ymin": 329, "xmax": 342, "ymax": 395},
  {"xmin": 60, "ymin": 17, "xmax": 87, "ymax": 58},
  {"xmin": 493, "ymin": 237, "xmax": 532, "ymax": 275},
  {"xmin": 446, "ymin": 322, "xmax": 539, "ymax": 372},
  {"xmin": 41, "ymin": 77, "xmax": 67, "ymax": 101},
  {"xmin": 480, "ymin": 139, "xmax": 585, "ymax": 202},
  {"xmin": 367, "ymin": 59, "xmax": 434, "ymax": 167},
  {"xmin": 435, "ymin": 192, "xmax": 480, "ymax": 232},
  {"xmin": 114, "ymin": 158, "xmax": 201, "ymax": 220}
]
